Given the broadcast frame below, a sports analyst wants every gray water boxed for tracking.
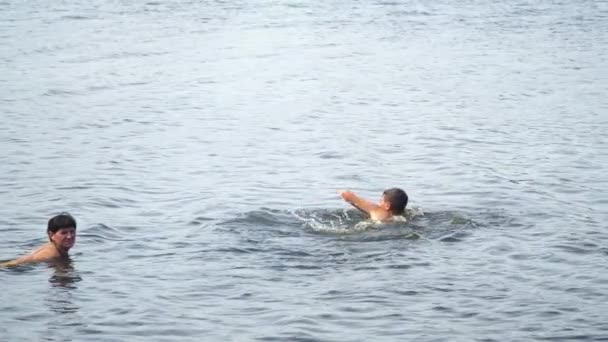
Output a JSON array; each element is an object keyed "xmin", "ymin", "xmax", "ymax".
[{"xmin": 1, "ymin": 0, "xmax": 608, "ymax": 341}]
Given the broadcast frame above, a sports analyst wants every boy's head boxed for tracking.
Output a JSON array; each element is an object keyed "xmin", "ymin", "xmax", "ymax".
[
  {"xmin": 382, "ymin": 188, "xmax": 408, "ymax": 215},
  {"xmin": 47, "ymin": 213, "xmax": 77, "ymax": 251}
]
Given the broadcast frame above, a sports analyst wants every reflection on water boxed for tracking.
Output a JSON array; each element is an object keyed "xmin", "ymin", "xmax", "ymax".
[
  {"xmin": 44, "ymin": 259, "xmax": 82, "ymax": 342},
  {"xmin": 47, "ymin": 258, "xmax": 81, "ymax": 290},
  {"xmin": 46, "ymin": 259, "xmax": 81, "ymax": 315},
  {"xmin": 0, "ymin": 259, "xmax": 84, "ymax": 341}
]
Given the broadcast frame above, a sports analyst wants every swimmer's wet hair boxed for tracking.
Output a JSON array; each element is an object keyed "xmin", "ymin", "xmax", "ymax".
[
  {"xmin": 47, "ymin": 213, "xmax": 77, "ymax": 233},
  {"xmin": 383, "ymin": 188, "xmax": 408, "ymax": 215}
]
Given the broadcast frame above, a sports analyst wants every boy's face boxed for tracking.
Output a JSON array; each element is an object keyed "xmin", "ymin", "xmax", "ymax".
[{"xmin": 49, "ymin": 227, "xmax": 76, "ymax": 250}]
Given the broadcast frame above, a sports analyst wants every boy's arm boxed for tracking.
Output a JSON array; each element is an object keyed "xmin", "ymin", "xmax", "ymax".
[
  {"xmin": 0, "ymin": 245, "xmax": 51, "ymax": 267},
  {"xmin": 0, "ymin": 254, "xmax": 33, "ymax": 267},
  {"xmin": 340, "ymin": 190, "xmax": 381, "ymax": 216}
]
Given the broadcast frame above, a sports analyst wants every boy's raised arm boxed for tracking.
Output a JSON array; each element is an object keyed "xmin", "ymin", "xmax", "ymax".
[{"xmin": 340, "ymin": 190, "xmax": 380, "ymax": 216}]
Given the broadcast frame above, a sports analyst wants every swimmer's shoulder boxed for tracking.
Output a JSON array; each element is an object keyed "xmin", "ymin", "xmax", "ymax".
[
  {"xmin": 29, "ymin": 243, "xmax": 60, "ymax": 260},
  {"xmin": 369, "ymin": 208, "xmax": 392, "ymax": 222}
]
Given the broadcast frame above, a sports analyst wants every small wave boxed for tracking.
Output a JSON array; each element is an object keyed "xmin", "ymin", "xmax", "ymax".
[
  {"xmin": 43, "ymin": 89, "xmax": 80, "ymax": 97},
  {"xmin": 438, "ymin": 231, "xmax": 471, "ymax": 243},
  {"xmin": 78, "ymin": 223, "xmax": 129, "ymax": 242},
  {"xmin": 60, "ymin": 15, "xmax": 95, "ymax": 20},
  {"xmin": 188, "ymin": 215, "xmax": 214, "ymax": 226},
  {"xmin": 220, "ymin": 208, "xmax": 302, "ymax": 229}
]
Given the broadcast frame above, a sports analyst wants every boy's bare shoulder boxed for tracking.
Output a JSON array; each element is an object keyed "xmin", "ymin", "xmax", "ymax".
[
  {"xmin": 369, "ymin": 208, "xmax": 393, "ymax": 222},
  {"xmin": 28, "ymin": 243, "xmax": 61, "ymax": 262}
]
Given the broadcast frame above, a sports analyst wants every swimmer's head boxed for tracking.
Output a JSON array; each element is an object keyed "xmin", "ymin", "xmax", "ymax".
[
  {"xmin": 382, "ymin": 188, "xmax": 408, "ymax": 215},
  {"xmin": 48, "ymin": 213, "xmax": 77, "ymax": 234},
  {"xmin": 47, "ymin": 213, "xmax": 77, "ymax": 251}
]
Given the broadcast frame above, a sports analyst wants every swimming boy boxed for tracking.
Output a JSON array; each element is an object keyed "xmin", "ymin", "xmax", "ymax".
[
  {"xmin": 340, "ymin": 188, "xmax": 408, "ymax": 222},
  {"xmin": 0, "ymin": 213, "xmax": 77, "ymax": 267}
]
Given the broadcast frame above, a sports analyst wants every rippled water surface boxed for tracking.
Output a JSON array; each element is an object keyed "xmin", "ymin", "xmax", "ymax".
[{"xmin": 1, "ymin": 0, "xmax": 607, "ymax": 340}]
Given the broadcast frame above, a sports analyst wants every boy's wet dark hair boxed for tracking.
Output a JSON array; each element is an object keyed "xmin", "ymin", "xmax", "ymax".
[
  {"xmin": 47, "ymin": 213, "xmax": 77, "ymax": 234},
  {"xmin": 383, "ymin": 188, "xmax": 408, "ymax": 215}
]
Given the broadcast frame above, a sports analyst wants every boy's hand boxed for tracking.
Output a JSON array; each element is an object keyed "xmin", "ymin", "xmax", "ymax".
[{"xmin": 339, "ymin": 190, "xmax": 356, "ymax": 202}]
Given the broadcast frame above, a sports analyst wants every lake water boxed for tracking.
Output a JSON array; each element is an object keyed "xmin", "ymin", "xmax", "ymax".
[{"xmin": 1, "ymin": 0, "xmax": 607, "ymax": 340}]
